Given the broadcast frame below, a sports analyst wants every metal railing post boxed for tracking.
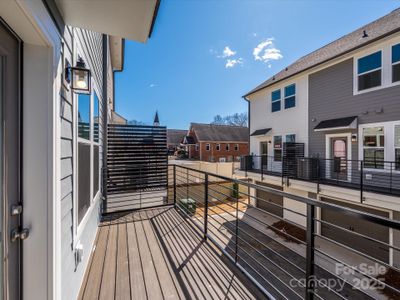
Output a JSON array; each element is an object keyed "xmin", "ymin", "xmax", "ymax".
[
  {"xmin": 261, "ymin": 156, "xmax": 264, "ymax": 181},
  {"xmin": 305, "ymin": 203, "xmax": 315, "ymax": 300},
  {"xmin": 390, "ymin": 162, "xmax": 393, "ymax": 194},
  {"xmin": 316, "ymin": 159, "xmax": 320, "ymax": 194},
  {"xmin": 360, "ymin": 160, "xmax": 364, "ymax": 203},
  {"xmin": 173, "ymin": 165, "xmax": 177, "ymax": 206},
  {"xmin": 245, "ymin": 156, "xmax": 248, "ymax": 177},
  {"xmin": 235, "ymin": 192, "xmax": 240, "ymax": 263},
  {"xmin": 204, "ymin": 174, "xmax": 209, "ymax": 240}
]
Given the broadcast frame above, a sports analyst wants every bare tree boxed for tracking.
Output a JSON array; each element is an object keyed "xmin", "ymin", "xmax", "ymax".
[{"xmin": 211, "ymin": 112, "xmax": 247, "ymax": 127}]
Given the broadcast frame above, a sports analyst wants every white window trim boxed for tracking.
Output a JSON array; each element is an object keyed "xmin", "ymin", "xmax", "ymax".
[
  {"xmin": 75, "ymin": 75, "xmax": 102, "ymax": 241},
  {"xmin": 284, "ymin": 84, "xmax": 296, "ymax": 109},
  {"xmin": 216, "ymin": 143, "xmax": 220, "ymax": 151},
  {"xmin": 271, "ymin": 89, "xmax": 281, "ymax": 112},
  {"xmin": 235, "ymin": 144, "xmax": 239, "ymax": 151},
  {"xmin": 390, "ymin": 43, "xmax": 400, "ymax": 84},
  {"xmin": 353, "ymin": 38, "xmax": 400, "ymax": 95},
  {"xmin": 325, "ymin": 132, "xmax": 352, "ymax": 181},
  {"xmin": 225, "ymin": 144, "xmax": 230, "ymax": 151},
  {"xmin": 286, "ymin": 134, "xmax": 296, "ymax": 143},
  {"xmin": 358, "ymin": 121, "xmax": 400, "ymax": 172},
  {"xmin": 206, "ymin": 143, "xmax": 210, "ymax": 151},
  {"xmin": 195, "ymin": 144, "xmax": 199, "ymax": 151}
]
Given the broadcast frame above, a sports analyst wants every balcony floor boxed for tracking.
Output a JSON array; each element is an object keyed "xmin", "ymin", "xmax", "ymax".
[{"xmin": 77, "ymin": 206, "xmax": 266, "ymax": 300}]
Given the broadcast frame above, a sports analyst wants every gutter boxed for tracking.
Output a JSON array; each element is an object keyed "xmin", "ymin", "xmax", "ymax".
[
  {"xmin": 148, "ymin": 0, "xmax": 161, "ymax": 38},
  {"xmin": 242, "ymin": 96, "xmax": 251, "ymax": 155},
  {"xmin": 243, "ymin": 26, "xmax": 400, "ymax": 98}
]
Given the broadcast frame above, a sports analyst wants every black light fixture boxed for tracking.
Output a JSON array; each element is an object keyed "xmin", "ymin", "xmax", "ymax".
[{"xmin": 70, "ymin": 56, "xmax": 91, "ymax": 94}]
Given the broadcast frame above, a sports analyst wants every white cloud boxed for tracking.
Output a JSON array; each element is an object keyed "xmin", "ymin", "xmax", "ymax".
[
  {"xmin": 221, "ymin": 46, "xmax": 236, "ymax": 58},
  {"xmin": 253, "ymin": 38, "xmax": 283, "ymax": 63},
  {"xmin": 252, "ymin": 33, "xmax": 258, "ymax": 37},
  {"xmin": 149, "ymin": 83, "xmax": 156, "ymax": 88},
  {"xmin": 225, "ymin": 58, "xmax": 243, "ymax": 68}
]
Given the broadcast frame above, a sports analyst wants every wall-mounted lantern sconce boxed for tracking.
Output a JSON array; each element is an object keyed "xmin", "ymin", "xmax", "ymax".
[
  {"xmin": 351, "ymin": 134, "xmax": 357, "ymax": 142},
  {"xmin": 268, "ymin": 140, "xmax": 272, "ymax": 144},
  {"xmin": 70, "ymin": 56, "xmax": 91, "ymax": 94}
]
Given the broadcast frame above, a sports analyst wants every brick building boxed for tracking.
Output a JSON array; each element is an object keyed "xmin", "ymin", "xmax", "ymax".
[{"xmin": 183, "ymin": 123, "xmax": 249, "ymax": 162}]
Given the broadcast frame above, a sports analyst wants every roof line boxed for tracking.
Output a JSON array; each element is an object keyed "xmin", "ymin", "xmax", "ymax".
[
  {"xmin": 148, "ymin": 0, "xmax": 161, "ymax": 38},
  {"xmin": 243, "ymin": 26, "xmax": 400, "ymax": 99}
]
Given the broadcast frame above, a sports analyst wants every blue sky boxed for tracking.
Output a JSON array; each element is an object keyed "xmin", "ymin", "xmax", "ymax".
[{"xmin": 115, "ymin": 0, "xmax": 400, "ymax": 129}]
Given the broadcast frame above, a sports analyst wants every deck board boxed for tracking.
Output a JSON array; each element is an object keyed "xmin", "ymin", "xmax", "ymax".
[{"xmin": 78, "ymin": 206, "xmax": 266, "ymax": 300}]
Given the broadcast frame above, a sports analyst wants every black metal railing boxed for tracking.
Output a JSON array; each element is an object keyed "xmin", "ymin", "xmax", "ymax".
[
  {"xmin": 239, "ymin": 155, "xmax": 400, "ymax": 199},
  {"xmin": 171, "ymin": 164, "xmax": 400, "ymax": 300}
]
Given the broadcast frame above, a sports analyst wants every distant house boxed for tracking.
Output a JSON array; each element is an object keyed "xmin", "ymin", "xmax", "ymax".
[
  {"xmin": 183, "ymin": 123, "xmax": 249, "ymax": 162},
  {"xmin": 167, "ymin": 129, "xmax": 187, "ymax": 154}
]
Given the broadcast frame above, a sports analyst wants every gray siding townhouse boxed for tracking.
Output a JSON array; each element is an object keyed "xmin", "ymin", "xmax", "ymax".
[
  {"xmin": 240, "ymin": 8, "xmax": 400, "ymax": 266},
  {"xmin": 0, "ymin": 1, "xmax": 159, "ymax": 300}
]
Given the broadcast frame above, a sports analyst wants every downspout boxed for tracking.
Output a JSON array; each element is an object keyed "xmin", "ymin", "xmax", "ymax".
[
  {"xmin": 102, "ymin": 34, "xmax": 108, "ymax": 212},
  {"xmin": 243, "ymin": 96, "xmax": 250, "ymax": 155}
]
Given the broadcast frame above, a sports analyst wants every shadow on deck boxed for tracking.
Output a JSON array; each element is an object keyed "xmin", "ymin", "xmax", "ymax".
[{"xmin": 77, "ymin": 206, "xmax": 267, "ymax": 300}]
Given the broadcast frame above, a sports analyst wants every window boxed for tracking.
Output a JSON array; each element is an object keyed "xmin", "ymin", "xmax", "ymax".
[
  {"xmin": 78, "ymin": 94, "xmax": 90, "ymax": 140},
  {"xmin": 206, "ymin": 143, "xmax": 210, "ymax": 151},
  {"xmin": 94, "ymin": 92, "xmax": 100, "ymax": 143},
  {"xmin": 234, "ymin": 144, "xmax": 239, "ymax": 151},
  {"xmin": 216, "ymin": 143, "xmax": 220, "ymax": 151},
  {"xmin": 195, "ymin": 144, "xmax": 199, "ymax": 151},
  {"xmin": 273, "ymin": 136, "xmax": 282, "ymax": 161},
  {"xmin": 363, "ymin": 127, "xmax": 384, "ymax": 169},
  {"xmin": 219, "ymin": 157, "xmax": 226, "ymax": 162},
  {"xmin": 284, "ymin": 84, "xmax": 296, "ymax": 109},
  {"xmin": 392, "ymin": 44, "xmax": 400, "ymax": 83},
  {"xmin": 77, "ymin": 90, "xmax": 101, "ymax": 224},
  {"xmin": 357, "ymin": 51, "xmax": 382, "ymax": 91},
  {"xmin": 271, "ymin": 89, "xmax": 281, "ymax": 112},
  {"xmin": 395, "ymin": 125, "xmax": 400, "ymax": 170},
  {"xmin": 286, "ymin": 134, "xmax": 296, "ymax": 143},
  {"xmin": 225, "ymin": 144, "xmax": 230, "ymax": 151}
]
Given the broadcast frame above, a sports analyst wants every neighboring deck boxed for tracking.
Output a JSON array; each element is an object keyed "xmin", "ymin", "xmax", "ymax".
[{"xmin": 77, "ymin": 206, "xmax": 266, "ymax": 300}]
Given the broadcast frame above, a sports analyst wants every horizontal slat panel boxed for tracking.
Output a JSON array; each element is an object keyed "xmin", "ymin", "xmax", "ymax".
[{"xmin": 106, "ymin": 124, "xmax": 168, "ymax": 211}]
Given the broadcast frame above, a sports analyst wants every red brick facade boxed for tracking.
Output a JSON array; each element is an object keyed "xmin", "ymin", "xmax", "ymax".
[{"xmin": 186, "ymin": 129, "xmax": 249, "ymax": 162}]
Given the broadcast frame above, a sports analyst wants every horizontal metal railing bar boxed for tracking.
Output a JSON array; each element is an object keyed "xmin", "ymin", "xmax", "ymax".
[
  {"xmin": 316, "ymin": 233, "xmax": 400, "ymax": 274},
  {"xmin": 174, "ymin": 205, "xmax": 279, "ymax": 300},
  {"xmin": 181, "ymin": 191, "xmax": 308, "ymax": 272},
  {"xmin": 175, "ymin": 175, "xmax": 308, "ymax": 245},
  {"xmin": 174, "ymin": 171, "xmax": 308, "ymax": 220},
  {"xmin": 203, "ymin": 202, "xmax": 307, "ymax": 278},
  {"xmin": 174, "ymin": 165, "xmax": 400, "ymax": 230},
  {"xmin": 207, "ymin": 183, "xmax": 308, "ymax": 219},
  {"xmin": 315, "ymin": 217, "xmax": 400, "ymax": 252},
  {"xmin": 314, "ymin": 247, "xmax": 400, "ymax": 296}
]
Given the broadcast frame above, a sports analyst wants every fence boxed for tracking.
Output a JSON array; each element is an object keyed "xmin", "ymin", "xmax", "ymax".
[
  {"xmin": 172, "ymin": 164, "xmax": 400, "ymax": 300},
  {"xmin": 104, "ymin": 124, "xmax": 169, "ymax": 213},
  {"xmin": 240, "ymin": 155, "xmax": 400, "ymax": 199}
]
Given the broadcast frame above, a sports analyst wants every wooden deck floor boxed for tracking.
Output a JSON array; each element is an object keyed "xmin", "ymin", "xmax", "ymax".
[{"xmin": 77, "ymin": 206, "xmax": 266, "ymax": 300}]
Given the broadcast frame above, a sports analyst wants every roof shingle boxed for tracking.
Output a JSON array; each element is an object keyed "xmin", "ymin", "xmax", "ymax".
[
  {"xmin": 190, "ymin": 123, "xmax": 248, "ymax": 142},
  {"xmin": 244, "ymin": 8, "xmax": 400, "ymax": 97}
]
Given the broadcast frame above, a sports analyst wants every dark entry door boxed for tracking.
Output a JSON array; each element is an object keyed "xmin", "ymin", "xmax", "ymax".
[
  {"xmin": 0, "ymin": 19, "xmax": 22, "ymax": 300},
  {"xmin": 331, "ymin": 137, "xmax": 348, "ymax": 180},
  {"xmin": 260, "ymin": 142, "xmax": 268, "ymax": 170}
]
